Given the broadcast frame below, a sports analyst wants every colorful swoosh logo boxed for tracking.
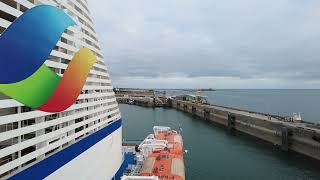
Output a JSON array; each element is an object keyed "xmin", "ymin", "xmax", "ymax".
[{"xmin": 0, "ymin": 5, "xmax": 97, "ymax": 112}]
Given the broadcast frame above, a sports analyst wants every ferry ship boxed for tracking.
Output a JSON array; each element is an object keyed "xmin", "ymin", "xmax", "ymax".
[
  {"xmin": 121, "ymin": 126, "xmax": 185, "ymax": 180},
  {"xmin": 0, "ymin": 0, "xmax": 122, "ymax": 179}
]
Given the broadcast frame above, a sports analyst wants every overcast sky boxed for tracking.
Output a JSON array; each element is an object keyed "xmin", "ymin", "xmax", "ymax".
[{"xmin": 88, "ymin": 0, "xmax": 320, "ymax": 89}]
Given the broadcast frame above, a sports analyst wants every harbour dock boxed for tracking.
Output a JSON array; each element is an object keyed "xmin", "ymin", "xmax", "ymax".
[
  {"xmin": 115, "ymin": 89, "xmax": 320, "ymax": 161},
  {"xmin": 115, "ymin": 88, "xmax": 168, "ymax": 107},
  {"xmin": 170, "ymin": 99, "xmax": 320, "ymax": 160}
]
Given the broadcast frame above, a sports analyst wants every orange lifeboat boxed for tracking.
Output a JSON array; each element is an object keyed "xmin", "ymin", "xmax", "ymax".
[{"xmin": 138, "ymin": 126, "xmax": 185, "ymax": 180}]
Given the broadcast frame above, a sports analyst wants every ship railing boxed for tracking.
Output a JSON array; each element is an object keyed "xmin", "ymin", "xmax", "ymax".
[
  {"xmin": 153, "ymin": 126, "xmax": 171, "ymax": 135},
  {"xmin": 129, "ymin": 160, "xmax": 143, "ymax": 176},
  {"xmin": 137, "ymin": 134, "xmax": 154, "ymax": 148},
  {"xmin": 138, "ymin": 139, "xmax": 168, "ymax": 152},
  {"xmin": 140, "ymin": 143, "xmax": 167, "ymax": 159}
]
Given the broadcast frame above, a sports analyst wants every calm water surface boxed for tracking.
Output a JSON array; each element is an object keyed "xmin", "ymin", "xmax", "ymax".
[{"xmin": 120, "ymin": 104, "xmax": 320, "ymax": 180}]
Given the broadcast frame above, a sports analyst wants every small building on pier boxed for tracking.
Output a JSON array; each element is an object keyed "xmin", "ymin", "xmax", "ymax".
[{"xmin": 174, "ymin": 95, "xmax": 208, "ymax": 104}]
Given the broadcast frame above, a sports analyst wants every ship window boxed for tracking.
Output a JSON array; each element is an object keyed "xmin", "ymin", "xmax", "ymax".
[
  {"xmin": 21, "ymin": 132, "xmax": 36, "ymax": 141},
  {"xmin": 45, "ymin": 147, "xmax": 59, "ymax": 156},
  {"xmin": 19, "ymin": 4, "xmax": 28, "ymax": 12},
  {"xmin": 0, "ymin": 154, "xmax": 13, "ymax": 166},
  {"xmin": 45, "ymin": 114, "xmax": 59, "ymax": 121},
  {"xmin": 62, "ymin": 142, "xmax": 69, "ymax": 148},
  {"xmin": 49, "ymin": 138, "xmax": 60, "ymax": 144},
  {"xmin": 0, "ymin": 122, "xmax": 18, "ymax": 133},
  {"xmin": 21, "ymin": 106, "xmax": 32, "ymax": 113},
  {"xmin": 75, "ymin": 134, "xmax": 84, "ymax": 140},
  {"xmin": 45, "ymin": 125, "xmax": 60, "ymax": 134},
  {"xmin": 0, "ymin": 107, "xmax": 18, "ymax": 116},
  {"xmin": 61, "ymin": 58, "xmax": 69, "ymax": 64},
  {"xmin": 0, "ymin": 137, "xmax": 18, "ymax": 150},
  {"xmin": 48, "ymin": 55, "xmax": 59, "ymax": 63},
  {"xmin": 75, "ymin": 126, "xmax": 84, "ymax": 133},
  {"xmin": 75, "ymin": 117, "xmax": 84, "ymax": 123},
  {"xmin": 21, "ymin": 145, "xmax": 36, "ymax": 157},
  {"xmin": 0, "ymin": 10, "xmax": 16, "ymax": 22},
  {"xmin": 21, "ymin": 119, "xmax": 35, "ymax": 127},
  {"xmin": 22, "ymin": 158, "xmax": 36, "ymax": 168}
]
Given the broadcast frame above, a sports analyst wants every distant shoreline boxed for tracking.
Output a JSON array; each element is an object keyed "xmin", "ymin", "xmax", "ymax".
[{"xmin": 114, "ymin": 88, "xmax": 216, "ymax": 92}]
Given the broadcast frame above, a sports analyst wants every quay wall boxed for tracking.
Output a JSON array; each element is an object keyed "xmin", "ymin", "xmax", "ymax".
[
  {"xmin": 116, "ymin": 97, "xmax": 154, "ymax": 107},
  {"xmin": 116, "ymin": 96, "xmax": 168, "ymax": 107},
  {"xmin": 170, "ymin": 99, "xmax": 320, "ymax": 161}
]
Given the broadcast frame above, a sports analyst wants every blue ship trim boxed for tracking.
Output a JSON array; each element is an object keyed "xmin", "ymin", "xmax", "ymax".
[
  {"xmin": 114, "ymin": 152, "xmax": 136, "ymax": 180},
  {"xmin": 9, "ymin": 119, "xmax": 122, "ymax": 180}
]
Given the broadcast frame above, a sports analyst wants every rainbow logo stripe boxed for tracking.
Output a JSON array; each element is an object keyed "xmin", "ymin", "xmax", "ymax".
[{"xmin": 0, "ymin": 5, "xmax": 97, "ymax": 113}]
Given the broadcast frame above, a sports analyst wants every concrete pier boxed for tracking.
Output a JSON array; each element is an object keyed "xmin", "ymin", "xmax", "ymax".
[
  {"xmin": 170, "ymin": 99, "xmax": 320, "ymax": 161},
  {"xmin": 115, "ymin": 88, "xmax": 168, "ymax": 107}
]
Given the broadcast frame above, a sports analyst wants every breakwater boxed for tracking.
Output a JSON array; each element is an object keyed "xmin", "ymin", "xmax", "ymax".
[
  {"xmin": 115, "ymin": 88, "xmax": 168, "ymax": 107},
  {"xmin": 115, "ymin": 89, "xmax": 320, "ymax": 161},
  {"xmin": 170, "ymin": 99, "xmax": 320, "ymax": 160}
]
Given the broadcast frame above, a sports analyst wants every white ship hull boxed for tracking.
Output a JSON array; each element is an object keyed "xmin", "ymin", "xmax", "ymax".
[
  {"xmin": 0, "ymin": 0, "xmax": 123, "ymax": 179},
  {"xmin": 46, "ymin": 127, "xmax": 122, "ymax": 180}
]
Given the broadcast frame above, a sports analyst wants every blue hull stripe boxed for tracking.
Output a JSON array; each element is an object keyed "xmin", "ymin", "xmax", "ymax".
[
  {"xmin": 114, "ymin": 152, "xmax": 136, "ymax": 180},
  {"xmin": 9, "ymin": 119, "xmax": 122, "ymax": 180}
]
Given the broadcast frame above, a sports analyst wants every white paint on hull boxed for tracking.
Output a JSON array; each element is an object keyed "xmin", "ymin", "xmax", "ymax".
[{"xmin": 45, "ymin": 127, "xmax": 123, "ymax": 180}]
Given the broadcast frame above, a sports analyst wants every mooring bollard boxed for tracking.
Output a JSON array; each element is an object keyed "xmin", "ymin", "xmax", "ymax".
[{"xmin": 228, "ymin": 113, "xmax": 236, "ymax": 132}]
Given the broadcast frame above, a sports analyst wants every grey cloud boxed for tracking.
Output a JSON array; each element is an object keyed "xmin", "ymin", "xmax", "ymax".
[{"xmin": 88, "ymin": 0, "xmax": 320, "ymax": 88}]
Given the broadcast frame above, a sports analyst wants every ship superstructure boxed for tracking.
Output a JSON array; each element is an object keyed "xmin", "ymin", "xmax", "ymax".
[{"xmin": 0, "ymin": 0, "xmax": 122, "ymax": 179}]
